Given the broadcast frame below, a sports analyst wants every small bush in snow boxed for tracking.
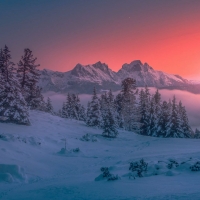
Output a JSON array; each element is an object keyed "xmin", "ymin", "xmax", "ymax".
[
  {"xmin": 129, "ymin": 159, "xmax": 148, "ymax": 177},
  {"xmin": 81, "ymin": 133, "xmax": 90, "ymax": 141},
  {"xmin": 190, "ymin": 162, "xmax": 200, "ymax": 171},
  {"xmin": 100, "ymin": 167, "xmax": 119, "ymax": 181},
  {"xmin": 107, "ymin": 174, "xmax": 119, "ymax": 181},
  {"xmin": 80, "ymin": 133, "xmax": 97, "ymax": 142},
  {"xmin": 167, "ymin": 159, "xmax": 179, "ymax": 169},
  {"xmin": 73, "ymin": 147, "xmax": 80, "ymax": 153},
  {"xmin": 101, "ymin": 167, "xmax": 111, "ymax": 178}
]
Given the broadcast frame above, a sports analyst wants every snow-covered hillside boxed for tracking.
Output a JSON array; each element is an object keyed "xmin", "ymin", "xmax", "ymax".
[
  {"xmin": 1, "ymin": 111, "xmax": 200, "ymax": 199},
  {"xmin": 39, "ymin": 60, "xmax": 195, "ymax": 94}
]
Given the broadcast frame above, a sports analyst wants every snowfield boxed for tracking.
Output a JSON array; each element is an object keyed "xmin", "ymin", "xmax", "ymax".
[{"xmin": 1, "ymin": 111, "xmax": 200, "ymax": 199}]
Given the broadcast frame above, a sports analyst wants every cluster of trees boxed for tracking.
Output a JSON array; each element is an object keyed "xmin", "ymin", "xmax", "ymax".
[
  {"xmin": 0, "ymin": 45, "xmax": 52, "ymax": 125},
  {"xmin": 0, "ymin": 45, "xmax": 192, "ymax": 138},
  {"xmin": 138, "ymin": 87, "xmax": 192, "ymax": 138},
  {"xmin": 60, "ymin": 93, "xmax": 86, "ymax": 121},
  {"xmin": 80, "ymin": 78, "xmax": 192, "ymax": 138},
  {"xmin": 85, "ymin": 78, "xmax": 140, "ymax": 137}
]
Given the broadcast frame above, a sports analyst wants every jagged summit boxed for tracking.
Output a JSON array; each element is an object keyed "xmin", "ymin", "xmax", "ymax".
[
  {"xmin": 121, "ymin": 60, "xmax": 154, "ymax": 73},
  {"xmin": 93, "ymin": 61, "xmax": 109, "ymax": 72}
]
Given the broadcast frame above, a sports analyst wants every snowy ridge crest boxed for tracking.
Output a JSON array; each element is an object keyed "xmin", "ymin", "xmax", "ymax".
[{"xmin": 39, "ymin": 60, "xmax": 197, "ymax": 94}]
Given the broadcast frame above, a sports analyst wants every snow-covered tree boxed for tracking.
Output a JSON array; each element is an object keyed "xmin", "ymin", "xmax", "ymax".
[
  {"xmin": 61, "ymin": 102, "xmax": 68, "ymax": 118},
  {"xmin": 46, "ymin": 97, "xmax": 54, "ymax": 114},
  {"xmin": 120, "ymin": 78, "xmax": 140, "ymax": 132},
  {"xmin": 138, "ymin": 87, "xmax": 150, "ymax": 135},
  {"xmin": 114, "ymin": 93, "xmax": 124, "ymax": 128},
  {"xmin": 167, "ymin": 96, "xmax": 183, "ymax": 138},
  {"xmin": 86, "ymin": 88, "xmax": 102, "ymax": 127},
  {"xmin": 61, "ymin": 93, "xmax": 86, "ymax": 121},
  {"xmin": 178, "ymin": 101, "xmax": 191, "ymax": 138},
  {"xmin": 157, "ymin": 101, "xmax": 171, "ymax": 137},
  {"xmin": 102, "ymin": 108, "xmax": 118, "ymax": 138},
  {"xmin": 28, "ymin": 86, "xmax": 46, "ymax": 110},
  {"xmin": 17, "ymin": 48, "xmax": 44, "ymax": 109},
  {"xmin": 147, "ymin": 96, "xmax": 157, "ymax": 136},
  {"xmin": 0, "ymin": 46, "xmax": 30, "ymax": 125}
]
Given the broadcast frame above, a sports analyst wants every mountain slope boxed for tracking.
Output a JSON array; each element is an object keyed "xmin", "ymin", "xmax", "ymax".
[{"xmin": 39, "ymin": 60, "xmax": 195, "ymax": 94}]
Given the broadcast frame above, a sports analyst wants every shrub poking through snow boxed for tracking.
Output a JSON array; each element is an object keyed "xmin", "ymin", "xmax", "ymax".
[
  {"xmin": 190, "ymin": 162, "xmax": 200, "ymax": 171},
  {"xmin": 81, "ymin": 133, "xmax": 90, "ymax": 141},
  {"xmin": 129, "ymin": 159, "xmax": 148, "ymax": 177},
  {"xmin": 167, "ymin": 159, "xmax": 179, "ymax": 169},
  {"xmin": 107, "ymin": 174, "xmax": 119, "ymax": 181},
  {"xmin": 100, "ymin": 167, "xmax": 119, "ymax": 181},
  {"xmin": 73, "ymin": 147, "xmax": 80, "ymax": 153},
  {"xmin": 80, "ymin": 133, "xmax": 97, "ymax": 142},
  {"xmin": 101, "ymin": 167, "xmax": 111, "ymax": 178}
]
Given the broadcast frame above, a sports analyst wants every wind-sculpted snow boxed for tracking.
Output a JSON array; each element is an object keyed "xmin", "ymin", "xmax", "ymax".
[
  {"xmin": 1, "ymin": 111, "xmax": 200, "ymax": 199},
  {"xmin": 39, "ymin": 60, "xmax": 198, "ymax": 94}
]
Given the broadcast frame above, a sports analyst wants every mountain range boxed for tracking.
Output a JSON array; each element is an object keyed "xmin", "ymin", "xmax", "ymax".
[{"xmin": 39, "ymin": 60, "xmax": 200, "ymax": 94}]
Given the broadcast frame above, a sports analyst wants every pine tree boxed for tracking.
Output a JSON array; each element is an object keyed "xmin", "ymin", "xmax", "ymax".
[
  {"xmin": 0, "ymin": 46, "xmax": 30, "ymax": 125},
  {"xmin": 147, "ymin": 96, "xmax": 157, "ymax": 136},
  {"xmin": 167, "ymin": 96, "xmax": 183, "ymax": 138},
  {"xmin": 17, "ymin": 48, "xmax": 44, "ymax": 109},
  {"xmin": 46, "ymin": 97, "xmax": 54, "ymax": 114},
  {"xmin": 78, "ymin": 105, "xmax": 86, "ymax": 121},
  {"xmin": 153, "ymin": 89, "xmax": 161, "ymax": 116},
  {"xmin": 72, "ymin": 94, "xmax": 86, "ymax": 121},
  {"xmin": 28, "ymin": 86, "xmax": 46, "ymax": 110},
  {"xmin": 194, "ymin": 129, "xmax": 200, "ymax": 138},
  {"xmin": 61, "ymin": 102, "xmax": 68, "ymax": 118},
  {"xmin": 150, "ymin": 89, "xmax": 162, "ymax": 136},
  {"xmin": 157, "ymin": 101, "xmax": 171, "ymax": 137},
  {"xmin": 100, "ymin": 92, "xmax": 108, "ymax": 121},
  {"xmin": 120, "ymin": 78, "xmax": 140, "ymax": 131},
  {"xmin": 178, "ymin": 101, "xmax": 191, "ymax": 138},
  {"xmin": 102, "ymin": 108, "xmax": 118, "ymax": 138},
  {"xmin": 61, "ymin": 93, "xmax": 86, "ymax": 121},
  {"xmin": 114, "ymin": 93, "xmax": 124, "ymax": 128},
  {"xmin": 86, "ymin": 88, "xmax": 102, "ymax": 127},
  {"xmin": 138, "ymin": 87, "xmax": 150, "ymax": 135}
]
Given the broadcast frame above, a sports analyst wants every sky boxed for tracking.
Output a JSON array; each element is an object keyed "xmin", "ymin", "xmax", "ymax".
[{"xmin": 0, "ymin": 0, "xmax": 200, "ymax": 79}]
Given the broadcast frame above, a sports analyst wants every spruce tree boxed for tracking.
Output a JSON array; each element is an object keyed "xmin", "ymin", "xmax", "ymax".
[
  {"xmin": 148, "ymin": 96, "xmax": 157, "ymax": 136},
  {"xmin": 114, "ymin": 93, "xmax": 124, "ymax": 128},
  {"xmin": 0, "ymin": 46, "xmax": 30, "ymax": 125},
  {"xmin": 102, "ymin": 108, "xmax": 118, "ymax": 138},
  {"xmin": 138, "ymin": 87, "xmax": 150, "ymax": 135},
  {"xmin": 86, "ymin": 88, "xmax": 102, "ymax": 127},
  {"xmin": 178, "ymin": 101, "xmax": 191, "ymax": 138},
  {"xmin": 17, "ymin": 48, "xmax": 44, "ymax": 109},
  {"xmin": 167, "ymin": 96, "xmax": 183, "ymax": 138},
  {"xmin": 78, "ymin": 105, "xmax": 86, "ymax": 121},
  {"xmin": 61, "ymin": 102, "xmax": 68, "ymax": 118},
  {"xmin": 46, "ymin": 97, "xmax": 54, "ymax": 114},
  {"xmin": 120, "ymin": 78, "xmax": 140, "ymax": 132},
  {"xmin": 72, "ymin": 94, "xmax": 86, "ymax": 121},
  {"xmin": 157, "ymin": 101, "xmax": 171, "ymax": 137}
]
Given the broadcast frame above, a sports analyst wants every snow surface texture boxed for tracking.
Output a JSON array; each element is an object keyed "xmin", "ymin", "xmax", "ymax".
[
  {"xmin": 38, "ymin": 60, "xmax": 199, "ymax": 94},
  {"xmin": 1, "ymin": 111, "xmax": 200, "ymax": 199}
]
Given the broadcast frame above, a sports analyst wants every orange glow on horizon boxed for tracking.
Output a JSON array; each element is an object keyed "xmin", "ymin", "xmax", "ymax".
[{"xmin": 37, "ymin": 3, "xmax": 200, "ymax": 80}]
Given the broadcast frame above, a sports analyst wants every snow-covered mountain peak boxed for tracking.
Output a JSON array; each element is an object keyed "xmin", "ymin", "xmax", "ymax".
[
  {"xmin": 92, "ymin": 61, "xmax": 109, "ymax": 72},
  {"xmin": 39, "ymin": 60, "xmax": 198, "ymax": 94},
  {"xmin": 121, "ymin": 60, "xmax": 154, "ymax": 73}
]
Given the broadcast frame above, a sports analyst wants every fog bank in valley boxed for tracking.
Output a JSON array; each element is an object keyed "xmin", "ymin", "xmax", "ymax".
[{"xmin": 43, "ymin": 88, "xmax": 200, "ymax": 130}]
